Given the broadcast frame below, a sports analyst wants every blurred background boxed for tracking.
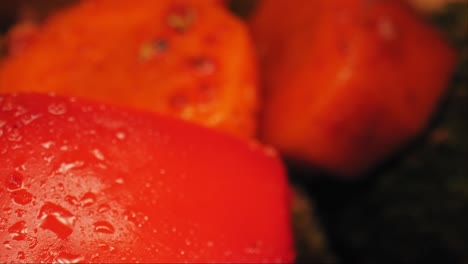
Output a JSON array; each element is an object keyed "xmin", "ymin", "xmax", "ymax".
[{"xmin": 1, "ymin": 1, "xmax": 467, "ymax": 263}]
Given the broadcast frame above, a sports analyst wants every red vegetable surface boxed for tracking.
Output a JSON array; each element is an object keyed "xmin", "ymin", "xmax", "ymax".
[
  {"xmin": 0, "ymin": 93, "xmax": 293, "ymax": 263},
  {"xmin": 251, "ymin": 0, "xmax": 456, "ymax": 176}
]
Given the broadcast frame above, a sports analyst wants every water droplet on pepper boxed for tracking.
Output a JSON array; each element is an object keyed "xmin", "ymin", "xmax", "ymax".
[
  {"xmin": 11, "ymin": 189, "xmax": 33, "ymax": 205},
  {"xmin": 5, "ymin": 171, "xmax": 23, "ymax": 191},
  {"xmin": 80, "ymin": 192, "xmax": 96, "ymax": 207},
  {"xmin": 8, "ymin": 221, "xmax": 27, "ymax": 240},
  {"xmin": 38, "ymin": 202, "xmax": 75, "ymax": 239},
  {"xmin": 93, "ymin": 221, "xmax": 115, "ymax": 234},
  {"xmin": 56, "ymin": 251, "xmax": 84, "ymax": 263},
  {"xmin": 17, "ymin": 251, "xmax": 26, "ymax": 260}
]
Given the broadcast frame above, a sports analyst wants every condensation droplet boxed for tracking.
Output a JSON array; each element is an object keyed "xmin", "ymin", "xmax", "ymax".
[
  {"xmin": 3, "ymin": 241, "xmax": 12, "ymax": 250},
  {"xmin": 55, "ymin": 251, "xmax": 84, "ymax": 263},
  {"xmin": 91, "ymin": 149, "xmax": 105, "ymax": 161},
  {"xmin": 44, "ymin": 155, "xmax": 54, "ymax": 164},
  {"xmin": 5, "ymin": 171, "xmax": 23, "ymax": 191},
  {"xmin": 27, "ymin": 236, "xmax": 38, "ymax": 249},
  {"xmin": 116, "ymin": 132, "xmax": 126, "ymax": 140},
  {"xmin": 17, "ymin": 251, "xmax": 26, "ymax": 260},
  {"xmin": 80, "ymin": 192, "xmax": 96, "ymax": 207},
  {"xmin": 93, "ymin": 221, "xmax": 115, "ymax": 234},
  {"xmin": 89, "ymin": 253, "xmax": 99, "ymax": 261},
  {"xmin": 48, "ymin": 103, "xmax": 67, "ymax": 115},
  {"xmin": 7, "ymin": 129, "xmax": 22, "ymax": 142},
  {"xmin": 60, "ymin": 145, "xmax": 69, "ymax": 151},
  {"xmin": 14, "ymin": 106, "xmax": 27, "ymax": 117},
  {"xmin": 57, "ymin": 161, "xmax": 84, "ymax": 174},
  {"xmin": 115, "ymin": 178, "xmax": 124, "ymax": 184},
  {"xmin": 123, "ymin": 210, "xmax": 148, "ymax": 227},
  {"xmin": 38, "ymin": 202, "xmax": 75, "ymax": 239},
  {"xmin": 21, "ymin": 113, "xmax": 42, "ymax": 125},
  {"xmin": 98, "ymin": 242, "xmax": 116, "ymax": 252},
  {"xmin": 41, "ymin": 141, "xmax": 54, "ymax": 149},
  {"xmin": 11, "ymin": 189, "xmax": 33, "ymax": 205},
  {"xmin": 96, "ymin": 163, "xmax": 107, "ymax": 170},
  {"xmin": 15, "ymin": 209, "xmax": 26, "ymax": 217},
  {"xmin": 8, "ymin": 221, "xmax": 27, "ymax": 240},
  {"xmin": 97, "ymin": 204, "xmax": 110, "ymax": 213},
  {"xmin": 3, "ymin": 207, "xmax": 12, "ymax": 215},
  {"xmin": 64, "ymin": 195, "xmax": 79, "ymax": 206}
]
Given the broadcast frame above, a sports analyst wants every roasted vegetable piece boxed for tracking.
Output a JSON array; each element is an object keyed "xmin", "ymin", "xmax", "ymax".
[
  {"xmin": 0, "ymin": 93, "xmax": 294, "ymax": 263},
  {"xmin": 251, "ymin": 0, "xmax": 456, "ymax": 176},
  {"xmin": 0, "ymin": 0, "xmax": 258, "ymax": 138}
]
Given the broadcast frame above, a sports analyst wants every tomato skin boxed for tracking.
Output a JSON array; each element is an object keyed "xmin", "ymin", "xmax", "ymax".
[
  {"xmin": 251, "ymin": 0, "xmax": 456, "ymax": 176},
  {"xmin": 0, "ymin": 93, "xmax": 294, "ymax": 263}
]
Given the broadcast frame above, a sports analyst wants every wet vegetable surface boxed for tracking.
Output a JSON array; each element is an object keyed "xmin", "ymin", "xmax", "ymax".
[{"xmin": 0, "ymin": 93, "xmax": 293, "ymax": 263}]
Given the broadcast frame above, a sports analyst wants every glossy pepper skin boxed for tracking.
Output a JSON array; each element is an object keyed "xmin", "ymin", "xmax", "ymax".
[
  {"xmin": 0, "ymin": 0, "xmax": 258, "ymax": 138},
  {"xmin": 251, "ymin": 0, "xmax": 456, "ymax": 176},
  {"xmin": 0, "ymin": 93, "xmax": 294, "ymax": 263}
]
